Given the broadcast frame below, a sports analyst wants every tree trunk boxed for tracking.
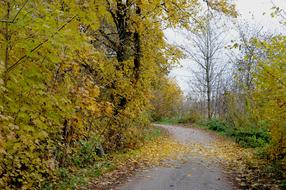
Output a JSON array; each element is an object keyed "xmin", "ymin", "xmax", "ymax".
[{"xmin": 206, "ymin": 68, "xmax": 212, "ymax": 119}]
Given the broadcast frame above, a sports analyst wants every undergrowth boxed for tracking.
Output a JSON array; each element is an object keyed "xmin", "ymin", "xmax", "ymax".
[
  {"xmin": 156, "ymin": 117, "xmax": 182, "ymax": 125},
  {"xmin": 43, "ymin": 126, "xmax": 164, "ymax": 190},
  {"xmin": 156, "ymin": 112, "xmax": 202, "ymax": 125}
]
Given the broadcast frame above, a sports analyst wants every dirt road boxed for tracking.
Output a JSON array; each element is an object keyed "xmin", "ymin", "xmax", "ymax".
[{"xmin": 116, "ymin": 124, "xmax": 236, "ymax": 190}]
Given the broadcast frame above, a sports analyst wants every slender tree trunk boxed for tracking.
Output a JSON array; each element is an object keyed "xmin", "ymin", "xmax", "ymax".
[
  {"xmin": 206, "ymin": 66, "xmax": 212, "ymax": 119},
  {"xmin": 206, "ymin": 18, "xmax": 212, "ymax": 119},
  {"xmin": 4, "ymin": 2, "xmax": 10, "ymax": 87}
]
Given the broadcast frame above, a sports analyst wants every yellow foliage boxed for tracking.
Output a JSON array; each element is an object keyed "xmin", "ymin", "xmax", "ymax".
[
  {"xmin": 0, "ymin": 0, "xmax": 237, "ymax": 188},
  {"xmin": 253, "ymin": 36, "xmax": 286, "ymax": 163}
]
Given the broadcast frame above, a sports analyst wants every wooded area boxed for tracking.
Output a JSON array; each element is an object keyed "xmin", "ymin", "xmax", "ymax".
[{"xmin": 0, "ymin": 0, "xmax": 285, "ymax": 189}]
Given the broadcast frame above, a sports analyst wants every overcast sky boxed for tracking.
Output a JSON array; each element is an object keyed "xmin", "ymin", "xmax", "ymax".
[{"xmin": 167, "ymin": 0, "xmax": 286, "ymax": 94}]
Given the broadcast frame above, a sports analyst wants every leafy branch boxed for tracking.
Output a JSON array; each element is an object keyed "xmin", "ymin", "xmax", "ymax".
[
  {"xmin": 6, "ymin": 15, "xmax": 77, "ymax": 73},
  {"xmin": 0, "ymin": 0, "xmax": 29, "ymax": 23}
]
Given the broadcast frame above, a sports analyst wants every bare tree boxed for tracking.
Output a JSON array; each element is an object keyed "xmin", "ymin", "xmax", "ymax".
[
  {"xmin": 181, "ymin": 8, "xmax": 227, "ymax": 119},
  {"xmin": 228, "ymin": 22, "xmax": 272, "ymax": 91}
]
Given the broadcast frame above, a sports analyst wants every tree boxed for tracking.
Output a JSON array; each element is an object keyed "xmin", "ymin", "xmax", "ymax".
[
  {"xmin": 182, "ymin": 6, "xmax": 227, "ymax": 119},
  {"xmin": 253, "ymin": 35, "xmax": 286, "ymax": 164},
  {"xmin": 228, "ymin": 22, "xmax": 272, "ymax": 91},
  {"xmin": 218, "ymin": 22, "xmax": 273, "ymax": 127},
  {"xmin": 151, "ymin": 77, "xmax": 184, "ymax": 120},
  {"xmin": 0, "ymin": 1, "xmax": 108, "ymax": 188}
]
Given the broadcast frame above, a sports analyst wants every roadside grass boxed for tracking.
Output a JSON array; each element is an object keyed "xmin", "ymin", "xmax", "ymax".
[
  {"xmin": 155, "ymin": 117, "xmax": 196, "ymax": 125},
  {"xmin": 155, "ymin": 117, "xmax": 182, "ymax": 125},
  {"xmin": 155, "ymin": 113, "xmax": 202, "ymax": 125}
]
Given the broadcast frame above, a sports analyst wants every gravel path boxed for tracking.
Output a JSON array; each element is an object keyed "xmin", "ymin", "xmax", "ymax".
[{"xmin": 116, "ymin": 124, "xmax": 236, "ymax": 190}]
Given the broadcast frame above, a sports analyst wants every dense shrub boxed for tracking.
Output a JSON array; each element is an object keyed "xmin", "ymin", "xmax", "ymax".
[
  {"xmin": 203, "ymin": 119, "xmax": 228, "ymax": 132},
  {"xmin": 232, "ymin": 128, "xmax": 270, "ymax": 148}
]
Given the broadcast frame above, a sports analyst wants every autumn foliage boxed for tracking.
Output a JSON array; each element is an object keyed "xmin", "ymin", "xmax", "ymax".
[
  {"xmin": 0, "ymin": 0, "xmax": 239, "ymax": 189},
  {"xmin": 252, "ymin": 36, "xmax": 286, "ymax": 167},
  {"xmin": 151, "ymin": 77, "xmax": 184, "ymax": 120}
]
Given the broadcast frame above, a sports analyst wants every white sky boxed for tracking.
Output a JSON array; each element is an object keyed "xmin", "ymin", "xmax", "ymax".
[{"xmin": 167, "ymin": 0, "xmax": 286, "ymax": 94}]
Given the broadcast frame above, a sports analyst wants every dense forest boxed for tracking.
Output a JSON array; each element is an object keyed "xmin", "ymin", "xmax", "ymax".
[{"xmin": 0, "ymin": 0, "xmax": 285, "ymax": 189}]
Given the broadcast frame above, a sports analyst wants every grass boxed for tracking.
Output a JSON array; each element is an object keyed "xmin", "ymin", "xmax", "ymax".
[
  {"xmin": 155, "ymin": 113, "xmax": 202, "ymax": 125},
  {"xmin": 155, "ymin": 117, "xmax": 182, "ymax": 125},
  {"xmin": 144, "ymin": 126, "xmax": 164, "ymax": 141}
]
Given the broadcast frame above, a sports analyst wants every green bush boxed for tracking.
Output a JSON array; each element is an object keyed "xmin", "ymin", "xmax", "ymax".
[
  {"xmin": 199, "ymin": 119, "xmax": 228, "ymax": 133},
  {"xmin": 200, "ymin": 119, "xmax": 271, "ymax": 148},
  {"xmin": 231, "ymin": 127, "xmax": 270, "ymax": 148},
  {"xmin": 206, "ymin": 119, "xmax": 228, "ymax": 132},
  {"xmin": 71, "ymin": 138, "xmax": 101, "ymax": 168}
]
